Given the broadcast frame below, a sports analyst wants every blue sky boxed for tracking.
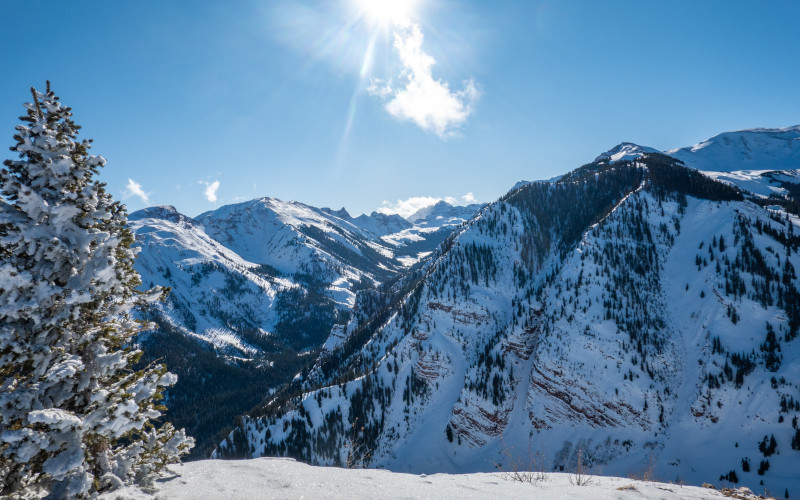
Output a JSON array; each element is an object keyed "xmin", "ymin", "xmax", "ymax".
[{"xmin": 2, "ymin": 0, "xmax": 799, "ymax": 217}]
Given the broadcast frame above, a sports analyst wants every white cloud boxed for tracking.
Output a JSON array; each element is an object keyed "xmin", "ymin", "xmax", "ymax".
[
  {"xmin": 377, "ymin": 196, "xmax": 442, "ymax": 219},
  {"xmin": 376, "ymin": 192, "xmax": 477, "ymax": 219},
  {"xmin": 204, "ymin": 181, "xmax": 220, "ymax": 203},
  {"xmin": 368, "ymin": 23, "xmax": 479, "ymax": 138},
  {"xmin": 123, "ymin": 178, "xmax": 149, "ymax": 204}
]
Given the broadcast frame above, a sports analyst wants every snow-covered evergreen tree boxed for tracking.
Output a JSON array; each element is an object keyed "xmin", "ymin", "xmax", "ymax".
[{"xmin": 0, "ymin": 83, "xmax": 193, "ymax": 498}]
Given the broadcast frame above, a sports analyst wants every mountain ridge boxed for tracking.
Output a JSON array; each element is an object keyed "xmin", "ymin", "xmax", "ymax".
[
  {"xmin": 214, "ymin": 153, "xmax": 800, "ymax": 495},
  {"xmin": 129, "ymin": 195, "xmax": 483, "ymax": 458}
]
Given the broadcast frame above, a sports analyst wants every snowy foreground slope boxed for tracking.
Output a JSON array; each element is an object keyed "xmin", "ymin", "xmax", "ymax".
[
  {"xmin": 103, "ymin": 458, "xmax": 748, "ymax": 500},
  {"xmin": 216, "ymin": 153, "xmax": 800, "ymax": 497}
]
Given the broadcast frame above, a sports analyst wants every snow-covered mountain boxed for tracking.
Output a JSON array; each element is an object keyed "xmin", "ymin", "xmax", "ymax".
[
  {"xmin": 668, "ymin": 127, "xmax": 800, "ymax": 205},
  {"xmin": 134, "ymin": 197, "xmax": 484, "ymax": 350},
  {"xmin": 215, "ymin": 153, "xmax": 800, "ymax": 496},
  {"xmin": 595, "ymin": 142, "xmax": 661, "ymax": 163},
  {"xmin": 592, "ymin": 127, "xmax": 800, "ymax": 205},
  {"xmin": 350, "ymin": 211, "xmax": 412, "ymax": 237},
  {"xmin": 593, "ymin": 126, "xmax": 800, "ymax": 174},
  {"xmin": 130, "ymin": 205, "xmax": 294, "ymax": 354},
  {"xmin": 129, "ymin": 198, "xmax": 482, "ymax": 458},
  {"xmin": 194, "ymin": 198, "xmax": 401, "ymax": 292},
  {"xmin": 667, "ymin": 126, "xmax": 800, "ymax": 173}
]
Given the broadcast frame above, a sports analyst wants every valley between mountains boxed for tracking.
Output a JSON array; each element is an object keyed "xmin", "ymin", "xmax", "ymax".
[{"xmin": 133, "ymin": 126, "xmax": 800, "ymax": 496}]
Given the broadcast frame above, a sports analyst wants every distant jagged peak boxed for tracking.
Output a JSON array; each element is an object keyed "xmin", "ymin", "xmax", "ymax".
[
  {"xmin": 348, "ymin": 211, "xmax": 412, "ymax": 237},
  {"xmin": 320, "ymin": 207, "xmax": 352, "ymax": 220},
  {"xmin": 367, "ymin": 211, "xmax": 408, "ymax": 222},
  {"xmin": 594, "ymin": 142, "xmax": 662, "ymax": 164},
  {"xmin": 357, "ymin": 211, "xmax": 411, "ymax": 228}
]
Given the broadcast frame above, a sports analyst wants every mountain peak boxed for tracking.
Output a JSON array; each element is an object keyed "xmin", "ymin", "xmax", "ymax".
[
  {"xmin": 129, "ymin": 205, "xmax": 196, "ymax": 225},
  {"xmin": 666, "ymin": 126, "xmax": 800, "ymax": 172},
  {"xmin": 595, "ymin": 143, "xmax": 661, "ymax": 164},
  {"xmin": 321, "ymin": 207, "xmax": 352, "ymax": 219}
]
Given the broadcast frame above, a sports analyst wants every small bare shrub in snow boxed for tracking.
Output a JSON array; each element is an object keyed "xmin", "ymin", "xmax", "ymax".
[
  {"xmin": 628, "ymin": 452, "xmax": 658, "ymax": 482},
  {"xmin": 567, "ymin": 448, "xmax": 595, "ymax": 486},
  {"xmin": 345, "ymin": 418, "xmax": 372, "ymax": 468},
  {"xmin": 495, "ymin": 440, "xmax": 547, "ymax": 484}
]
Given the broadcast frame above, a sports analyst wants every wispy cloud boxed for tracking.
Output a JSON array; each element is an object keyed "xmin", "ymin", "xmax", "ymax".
[
  {"xmin": 368, "ymin": 23, "xmax": 479, "ymax": 138},
  {"xmin": 367, "ymin": 79, "xmax": 393, "ymax": 98},
  {"xmin": 204, "ymin": 181, "xmax": 220, "ymax": 203},
  {"xmin": 123, "ymin": 178, "xmax": 150, "ymax": 204}
]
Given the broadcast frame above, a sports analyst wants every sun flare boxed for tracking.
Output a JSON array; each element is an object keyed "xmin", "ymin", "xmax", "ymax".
[{"xmin": 355, "ymin": 0, "xmax": 419, "ymax": 26}]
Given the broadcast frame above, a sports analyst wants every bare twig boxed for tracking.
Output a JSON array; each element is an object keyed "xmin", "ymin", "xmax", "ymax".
[
  {"xmin": 568, "ymin": 448, "xmax": 595, "ymax": 486},
  {"xmin": 494, "ymin": 439, "xmax": 547, "ymax": 484},
  {"xmin": 345, "ymin": 418, "xmax": 372, "ymax": 468}
]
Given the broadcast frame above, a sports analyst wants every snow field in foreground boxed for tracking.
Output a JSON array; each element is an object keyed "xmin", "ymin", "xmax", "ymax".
[{"xmin": 104, "ymin": 457, "xmax": 742, "ymax": 499}]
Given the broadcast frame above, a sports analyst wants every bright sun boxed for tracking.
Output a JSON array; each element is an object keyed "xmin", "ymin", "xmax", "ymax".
[{"xmin": 355, "ymin": 0, "xmax": 419, "ymax": 26}]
